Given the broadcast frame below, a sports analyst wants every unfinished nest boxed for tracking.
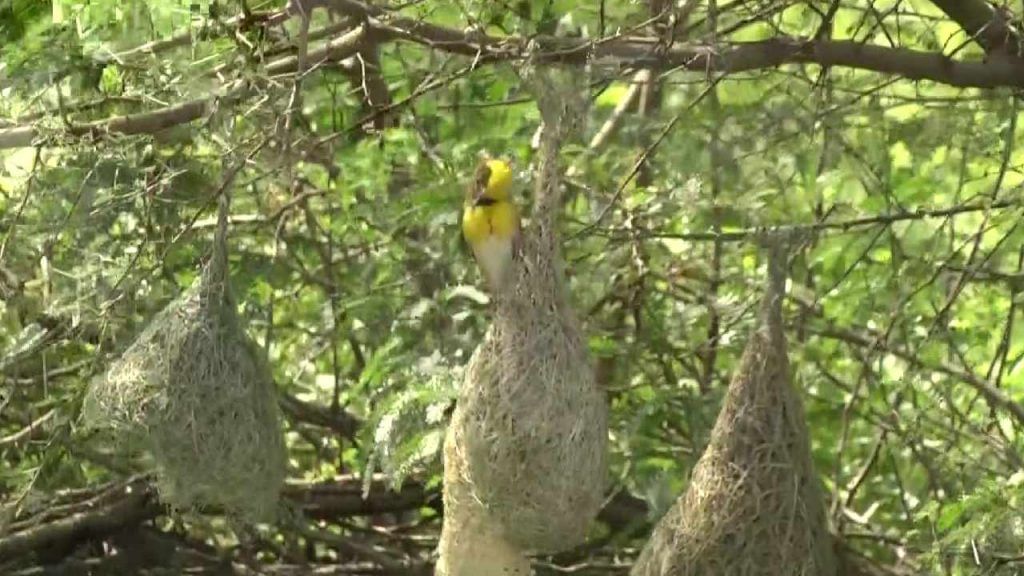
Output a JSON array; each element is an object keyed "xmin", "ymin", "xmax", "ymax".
[
  {"xmin": 84, "ymin": 196, "xmax": 286, "ymax": 522},
  {"xmin": 632, "ymin": 240, "xmax": 836, "ymax": 576},
  {"xmin": 441, "ymin": 67, "xmax": 607, "ymax": 558}
]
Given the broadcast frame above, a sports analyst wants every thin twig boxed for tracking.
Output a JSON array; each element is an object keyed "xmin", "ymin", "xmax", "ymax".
[
  {"xmin": 601, "ymin": 198, "xmax": 1023, "ymax": 243},
  {"xmin": 572, "ymin": 79, "xmax": 720, "ymax": 240}
]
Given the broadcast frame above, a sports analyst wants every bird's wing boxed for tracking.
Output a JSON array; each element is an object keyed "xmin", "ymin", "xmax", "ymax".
[
  {"xmin": 460, "ymin": 172, "xmax": 481, "ymax": 257},
  {"xmin": 458, "ymin": 206, "xmax": 471, "ymax": 256}
]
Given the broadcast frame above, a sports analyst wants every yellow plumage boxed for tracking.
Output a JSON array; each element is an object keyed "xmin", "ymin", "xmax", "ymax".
[{"xmin": 462, "ymin": 159, "xmax": 520, "ymax": 290}]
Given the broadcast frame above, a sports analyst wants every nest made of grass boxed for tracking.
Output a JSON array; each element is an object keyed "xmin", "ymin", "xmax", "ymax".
[
  {"xmin": 84, "ymin": 264, "xmax": 286, "ymax": 522},
  {"xmin": 445, "ymin": 230, "xmax": 609, "ymax": 553},
  {"xmin": 632, "ymin": 256, "xmax": 836, "ymax": 576}
]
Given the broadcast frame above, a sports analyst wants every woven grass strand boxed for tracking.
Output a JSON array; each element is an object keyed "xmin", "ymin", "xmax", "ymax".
[
  {"xmin": 438, "ymin": 67, "xmax": 608, "ymax": 574},
  {"xmin": 83, "ymin": 191, "xmax": 286, "ymax": 522},
  {"xmin": 632, "ymin": 237, "xmax": 837, "ymax": 576}
]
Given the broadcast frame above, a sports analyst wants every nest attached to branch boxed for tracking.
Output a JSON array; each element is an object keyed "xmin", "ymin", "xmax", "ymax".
[
  {"xmin": 632, "ymin": 238, "xmax": 836, "ymax": 576},
  {"xmin": 440, "ymin": 67, "xmax": 608, "ymax": 559},
  {"xmin": 84, "ymin": 195, "xmax": 286, "ymax": 522}
]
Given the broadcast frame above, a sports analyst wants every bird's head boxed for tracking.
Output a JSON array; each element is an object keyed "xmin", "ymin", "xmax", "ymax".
[{"xmin": 472, "ymin": 158, "xmax": 513, "ymax": 203}]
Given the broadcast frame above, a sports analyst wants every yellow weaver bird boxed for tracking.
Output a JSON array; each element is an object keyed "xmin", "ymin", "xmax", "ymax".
[{"xmin": 461, "ymin": 158, "xmax": 520, "ymax": 291}]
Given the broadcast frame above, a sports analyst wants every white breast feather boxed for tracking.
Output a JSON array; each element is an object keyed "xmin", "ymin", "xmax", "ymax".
[{"xmin": 472, "ymin": 234, "xmax": 513, "ymax": 289}]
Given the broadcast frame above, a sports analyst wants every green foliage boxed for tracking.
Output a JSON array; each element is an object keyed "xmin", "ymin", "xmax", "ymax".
[
  {"xmin": 1, "ymin": 0, "xmax": 1024, "ymax": 573},
  {"xmin": 0, "ymin": 0, "xmax": 50, "ymax": 45},
  {"xmin": 920, "ymin": 472, "xmax": 1024, "ymax": 574},
  {"xmin": 362, "ymin": 353, "xmax": 460, "ymax": 491}
]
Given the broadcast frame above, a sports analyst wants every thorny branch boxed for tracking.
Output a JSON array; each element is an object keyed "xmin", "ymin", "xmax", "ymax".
[
  {"xmin": 3, "ymin": 2, "xmax": 1024, "ymax": 149},
  {"xmin": 608, "ymin": 197, "xmax": 1024, "ymax": 243}
]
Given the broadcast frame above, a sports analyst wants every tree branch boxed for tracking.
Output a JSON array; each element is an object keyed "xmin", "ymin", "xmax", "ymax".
[
  {"xmin": 0, "ymin": 487, "xmax": 160, "ymax": 562},
  {"xmin": 623, "ymin": 197, "xmax": 1024, "ymax": 243},
  {"xmin": 2, "ymin": 24, "xmax": 1022, "ymax": 151},
  {"xmin": 278, "ymin": 393, "xmax": 361, "ymax": 438},
  {"xmin": 0, "ymin": 473, "xmax": 644, "ymax": 563},
  {"xmin": 281, "ymin": 475, "xmax": 436, "ymax": 519},
  {"xmin": 0, "ymin": 469, "xmax": 913, "ymax": 575},
  {"xmin": 810, "ymin": 324, "xmax": 1024, "ymax": 427},
  {"xmin": 929, "ymin": 0, "xmax": 1021, "ymax": 54},
  {"xmin": 0, "ymin": 26, "xmax": 368, "ymax": 150},
  {"xmin": 345, "ymin": 0, "xmax": 1024, "ymax": 85},
  {"xmin": 0, "ymin": 409, "xmax": 56, "ymax": 448}
]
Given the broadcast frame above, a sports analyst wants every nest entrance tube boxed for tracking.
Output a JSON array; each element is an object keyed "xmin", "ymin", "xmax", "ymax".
[
  {"xmin": 84, "ymin": 192, "xmax": 287, "ymax": 522},
  {"xmin": 437, "ymin": 67, "xmax": 608, "ymax": 575},
  {"xmin": 632, "ymin": 235, "xmax": 837, "ymax": 576}
]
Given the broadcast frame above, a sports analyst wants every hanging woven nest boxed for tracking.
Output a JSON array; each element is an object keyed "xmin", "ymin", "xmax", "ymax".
[
  {"xmin": 439, "ymin": 66, "xmax": 608, "ymax": 569},
  {"xmin": 83, "ymin": 194, "xmax": 286, "ymax": 523},
  {"xmin": 632, "ymin": 238, "xmax": 837, "ymax": 576}
]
